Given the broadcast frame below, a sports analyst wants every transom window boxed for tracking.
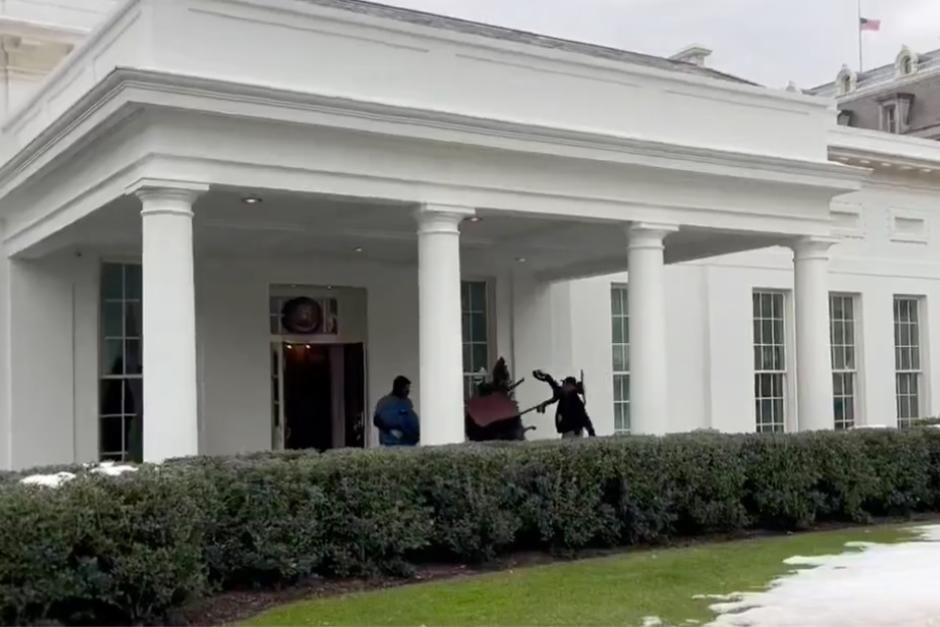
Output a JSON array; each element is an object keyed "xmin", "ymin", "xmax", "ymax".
[
  {"xmin": 99, "ymin": 263, "xmax": 143, "ymax": 462},
  {"xmin": 753, "ymin": 291, "xmax": 787, "ymax": 433},
  {"xmin": 894, "ymin": 296, "xmax": 925, "ymax": 426},
  {"xmin": 611, "ymin": 286, "xmax": 630, "ymax": 434},
  {"xmin": 462, "ymin": 281, "xmax": 490, "ymax": 399},
  {"xmin": 830, "ymin": 294, "xmax": 859, "ymax": 430}
]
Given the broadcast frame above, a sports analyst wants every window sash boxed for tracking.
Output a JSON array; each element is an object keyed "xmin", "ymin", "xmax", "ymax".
[
  {"xmin": 894, "ymin": 296, "xmax": 924, "ymax": 425},
  {"xmin": 829, "ymin": 294, "xmax": 858, "ymax": 430},
  {"xmin": 99, "ymin": 263, "xmax": 144, "ymax": 462},
  {"xmin": 611, "ymin": 286, "xmax": 630, "ymax": 434},
  {"xmin": 462, "ymin": 281, "xmax": 490, "ymax": 398},
  {"xmin": 753, "ymin": 291, "xmax": 787, "ymax": 433}
]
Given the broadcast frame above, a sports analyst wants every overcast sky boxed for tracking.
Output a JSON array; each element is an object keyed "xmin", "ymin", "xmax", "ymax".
[{"xmin": 384, "ymin": 0, "xmax": 939, "ymax": 88}]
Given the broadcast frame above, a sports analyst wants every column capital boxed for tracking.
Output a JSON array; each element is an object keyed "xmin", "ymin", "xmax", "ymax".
[
  {"xmin": 791, "ymin": 235, "xmax": 839, "ymax": 260},
  {"xmin": 414, "ymin": 204, "xmax": 475, "ymax": 235},
  {"xmin": 626, "ymin": 222, "xmax": 679, "ymax": 250},
  {"xmin": 126, "ymin": 178, "xmax": 209, "ymax": 210}
]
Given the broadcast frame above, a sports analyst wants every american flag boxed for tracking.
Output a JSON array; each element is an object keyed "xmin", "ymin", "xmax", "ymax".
[{"xmin": 860, "ymin": 17, "xmax": 881, "ymax": 31}]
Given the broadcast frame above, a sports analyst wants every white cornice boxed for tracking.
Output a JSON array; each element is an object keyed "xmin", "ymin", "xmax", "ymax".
[
  {"xmin": 0, "ymin": 68, "xmax": 867, "ymax": 198},
  {"xmin": 0, "ymin": 16, "xmax": 89, "ymax": 44},
  {"xmin": 828, "ymin": 126, "xmax": 940, "ymax": 177}
]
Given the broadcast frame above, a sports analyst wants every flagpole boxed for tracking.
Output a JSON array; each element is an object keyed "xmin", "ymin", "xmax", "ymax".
[{"xmin": 857, "ymin": 0, "xmax": 863, "ymax": 71}]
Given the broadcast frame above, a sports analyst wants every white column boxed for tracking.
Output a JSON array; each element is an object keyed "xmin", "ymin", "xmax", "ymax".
[
  {"xmin": 627, "ymin": 222, "xmax": 678, "ymax": 435},
  {"xmin": 416, "ymin": 204, "xmax": 474, "ymax": 445},
  {"xmin": 792, "ymin": 236, "xmax": 836, "ymax": 431},
  {"xmin": 131, "ymin": 181, "xmax": 206, "ymax": 462}
]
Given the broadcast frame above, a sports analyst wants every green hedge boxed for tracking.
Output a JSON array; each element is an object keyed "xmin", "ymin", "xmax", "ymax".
[{"xmin": 2, "ymin": 429, "xmax": 940, "ymax": 624}]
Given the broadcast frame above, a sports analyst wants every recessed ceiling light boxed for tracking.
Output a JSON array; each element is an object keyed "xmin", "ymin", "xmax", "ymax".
[
  {"xmin": 515, "ymin": 256, "xmax": 527, "ymax": 263},
  {"xmin": 353, "ymin": 247, "xmax": 364, "ymax": 253},
  {"xmin": 468, "ymin": 216, "xmax": 482, "ymax": 223},
  {"xmin": 241, "ymin": 195, "xmax": 262, "ymax": 205}
]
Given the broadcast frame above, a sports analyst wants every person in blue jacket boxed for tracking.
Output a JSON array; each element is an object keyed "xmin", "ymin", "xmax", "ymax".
[{"xmin": 373, "ymin": 375, "xmax": 420, "ymax": 446}]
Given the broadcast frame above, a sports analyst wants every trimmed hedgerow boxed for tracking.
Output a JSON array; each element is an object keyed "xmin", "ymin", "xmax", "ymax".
[{"xmin": 2, "ymin": 428, "xmax": 940, "ymax": 624}]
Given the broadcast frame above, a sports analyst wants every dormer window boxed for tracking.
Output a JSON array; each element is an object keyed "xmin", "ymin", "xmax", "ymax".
[
  {"xmin": 836, "ymin": 65, "xmax": 857, "ymax": 96},
  {"xmin": 895, "ymin": 46, "xmax": 919, "ymax": 78},
  {"xmin": 840, "ymin": 75, "xmax": 852, "ymax": 94},
  {"xmin": 879, "ymin": 94, "xmax": 914, "ymax": 134}
]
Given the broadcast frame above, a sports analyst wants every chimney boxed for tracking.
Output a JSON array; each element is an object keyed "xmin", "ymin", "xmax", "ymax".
[{"xmin": 669, "ymin": 44, "xmax": 712, "ymax": 67}]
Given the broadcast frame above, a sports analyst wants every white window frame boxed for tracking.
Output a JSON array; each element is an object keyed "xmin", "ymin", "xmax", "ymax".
[
  {"xmin": 461, "ymin": 279, "xmax": 494, "ymax": 399},
  {"xmin": 753, "ymin": 290, "xmax": 789, "ymax": 433},
  {"xmin": 894, "ymin": 295, "xmax": 926, "ymax": 426},
  {"xmin": 99, "ymin": 262, "xmax": 144, "ymax": 462},
  {"xmin": 881, "ymin": 102, "xmax": 898, "ymax": 133},
  {"xmin": 611, "ymin": 285, "xmax": 630, "ymax": 434},
  {"xmin": 830, "ymin": 293, "xmax": 861, "ymax": 430}
]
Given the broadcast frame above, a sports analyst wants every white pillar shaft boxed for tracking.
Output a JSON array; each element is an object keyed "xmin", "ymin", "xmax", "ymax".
[
  {"xmin": 627, "ymin": 223, "xmax": 677, "ymax": 435},
  {"xmin": 417, "ymin": 205, "xmax": 471, "ymax": 445},
  {"xmin": 793, "ymin": 238, "xmax": 835, "ymax": 431},
  {"xmin": 139, "ymin": 189, "xmax": 200, "ymax": 461}
]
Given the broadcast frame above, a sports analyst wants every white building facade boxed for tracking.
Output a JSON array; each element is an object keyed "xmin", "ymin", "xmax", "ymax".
[{"xmin": 0, "ymin": 0, "xmax": 937, "ymax": 469}]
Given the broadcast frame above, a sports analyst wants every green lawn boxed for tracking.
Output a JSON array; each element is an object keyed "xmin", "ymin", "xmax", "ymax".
[{"xmin": 246, "ymin": 524, "xmax": 918, "ymax": 627}]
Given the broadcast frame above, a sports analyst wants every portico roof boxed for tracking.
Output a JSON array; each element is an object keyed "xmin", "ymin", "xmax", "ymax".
[{"xmin": 0, "ymin": 0, "xmax": 868, "ymax": 279}]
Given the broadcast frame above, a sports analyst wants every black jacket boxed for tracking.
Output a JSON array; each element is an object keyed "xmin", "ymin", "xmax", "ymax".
[{"xmin": 539, "ymin": 374, "xmax": 596, "ymax": 436}]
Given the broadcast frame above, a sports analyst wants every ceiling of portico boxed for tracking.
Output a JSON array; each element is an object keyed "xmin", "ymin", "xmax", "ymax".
[{"xmin": 39, "ymin": 188, "xmax": 793, "ymax": 280}]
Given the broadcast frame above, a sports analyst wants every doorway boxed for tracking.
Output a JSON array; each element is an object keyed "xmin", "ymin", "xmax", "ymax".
[{"xmin": 276, "ymin": 342, "xmax": 366, "ymax": 451}]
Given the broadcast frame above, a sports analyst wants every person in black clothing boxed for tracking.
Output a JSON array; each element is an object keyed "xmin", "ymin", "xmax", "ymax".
[{"xmin": 533, "ymin": 370, "xmax": 596, "ymax": 438}]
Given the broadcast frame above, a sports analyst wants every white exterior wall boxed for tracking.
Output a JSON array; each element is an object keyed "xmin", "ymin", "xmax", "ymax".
[
  {"xmin": 568, "ymin": 174, "xmax": 940, "ymax": 434},
  {"xmin": 1, "ymin": 0, "xmax": 938, "ymax": 467}
]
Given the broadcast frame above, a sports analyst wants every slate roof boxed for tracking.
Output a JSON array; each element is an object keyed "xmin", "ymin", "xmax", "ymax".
[
  {"xmin": 810, "ymin": 48, "xmax": 940, "ymax": 96},
  {"xmin": 303, "ymin": 0, "xmax": 756, "ymax": 86}
]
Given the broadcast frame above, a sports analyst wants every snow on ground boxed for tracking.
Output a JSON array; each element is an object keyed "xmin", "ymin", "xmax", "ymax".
[
  {"xmin": 705, "ymin": 525, "xmax": 940, "ymax": 626},
  {"xmin": 19, "ymin": 462, "xmax": 137, "ymax": 488},
  {"xmin": 19, "ymin": 471, "xmax": 76, "ymax": 488}
]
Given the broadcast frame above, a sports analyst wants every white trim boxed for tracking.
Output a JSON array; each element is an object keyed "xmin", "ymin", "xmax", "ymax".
[
  {"xmin": 889, "ymin": 208, "xmax": 929, "ymax": 245},
  {"xmin": 1, "ymin": 69, "xmax": 867, "ymax": 194}
]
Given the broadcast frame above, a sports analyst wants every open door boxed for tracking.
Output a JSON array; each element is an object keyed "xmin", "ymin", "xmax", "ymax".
[
  {"xmin": 283, "ymin": 344, "xmax": 333, "ymax": 451},
  {"xmin": 272, "ymin": 341, "xmax": 366, "ymax": 450},
  {"xmin": 344, "ymin": 343, "xmax": 366, "ymax": 447}
]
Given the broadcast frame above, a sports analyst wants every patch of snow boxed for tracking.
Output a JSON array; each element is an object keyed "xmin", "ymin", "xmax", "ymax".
[
  {"xmin": 693, "ymin": 593, "xmax": 741, "ymax": 601},
  {"xmin": 20, "ymin": 472, "xmax": 76, "ymax": 488},
  {"xmin": 89, "ymin": 461, "xmax": 137, "ymax": 477},
  {"xmin": 641, "ymin": 617, "xmax": 662, "ymax": 627},
  {"xmin": 19, "ymin": 462, "xmax": 138, "ymax": 488},
  {"xmin": 706, "ymin": 525, "xmax": 940, "ymax": 626}
]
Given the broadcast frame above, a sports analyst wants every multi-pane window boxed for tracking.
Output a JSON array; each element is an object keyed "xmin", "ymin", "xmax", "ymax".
[
  {"xmin": 462, "ymin": 281, "xmax": 489, "ymax": 399},
  {"xmin": 100, "ymin": 263, "xmax": 143, "ymax": 462},
  {"xmin": 753, "ymin": 291, "xmax": 787, "ymax": 433},
  {"xmin": 894, "ymin": 296, "xmax": 924, "ymax": 426},
  {"xmin": 611, "ymin": 286, "xmax": 630, "ymax": 434},
  {"xmin": 830, "ymin": 294, "xmax": 858, "ymax": 430}
]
